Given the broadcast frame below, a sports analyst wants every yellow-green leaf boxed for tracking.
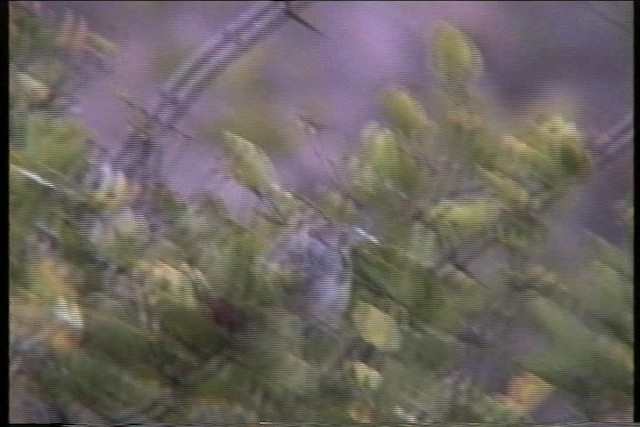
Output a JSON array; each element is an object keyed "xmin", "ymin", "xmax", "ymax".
[
  {"xmin": 223, "ymin": 131, "xmax": 278, "ymax": 193},
  {"xmin": 432, "ymin": 24, "xmax": 483, "ymax": 87},
  {"xmin": 430, "ymin": 199, "xmax": 500, "ymax": 237},
  {"xmin": 477, "ymin": 167, "xmax": 530, "ymax": 209},
  {"xmin": 352, "ymin": 301, "xmax": 401, "ymax": 351},
  {"xmin": 352, "ymin": 361, "xmax": 383, "ymax": 389},
  {"xmin": 20, "ymin": 114, "xmax": 88, "ymax": 174},
  {"xmin": 382, "ymin": 89, "xmax": 431, "ymax": 135}
]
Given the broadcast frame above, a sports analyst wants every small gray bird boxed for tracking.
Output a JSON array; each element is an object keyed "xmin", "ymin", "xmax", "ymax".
[{"xmin": 263, "ymin": 217, "xmax": 378, "ymax": 331}]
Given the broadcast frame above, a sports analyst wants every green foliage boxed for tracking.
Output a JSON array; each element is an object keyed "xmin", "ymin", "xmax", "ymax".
[
  {"xmin": 10, "ymin": 8, "xmax": 632, "ymax": 425},
  {"xmin": 84, "ymin": 313, "xmax": 157, "ymax": 379},
  {"xmin": 432, "ymin": 23, "xmax": 483, "ymax": 92},
  {"xmin": 382, "ymin": 89, "xmax": 435, "ymax": 138},
  {"xmin": 222, "ymin": 131, "xmax": 280, "ymax": 194},
  {"xmin": 49, "ymin": 352, "xmax": 155, "ymax": 418},
  {"xmin": 352, "ymin": 301, "xmax": 402, "ymax": 351},
  {"xmin": 348, "ymin": 122, "xmax": 422, "ymax": 200},
  {"xmin": 13, "ymin": 113, "xmax": 88, "ymax": 175},
  {"xmin": 515, "ymin": 233, "xmax": 633, "ymax": 418}
]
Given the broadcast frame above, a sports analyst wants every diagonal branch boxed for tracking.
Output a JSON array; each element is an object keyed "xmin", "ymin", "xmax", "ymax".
[
  {"xmin": 114, "ymin": 1, "xmax": 315, "ymax": 182},
  {"xmin": 591, "ymin": 112, "xmax": 633, "ymax": 168}
]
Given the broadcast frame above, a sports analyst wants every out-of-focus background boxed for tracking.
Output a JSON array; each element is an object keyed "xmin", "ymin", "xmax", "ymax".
[{"xmin": 53, "ymin": 1, "xmax": 632, "ymax": 248}]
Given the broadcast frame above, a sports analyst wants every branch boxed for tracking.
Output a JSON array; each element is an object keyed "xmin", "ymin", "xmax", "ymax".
[
  {"xmin": 114, "ymin": 1, "xmax": 315, "ymax": 182},
  {"xmin": 591, "ymin": 112, "xmax": 634, "ymax": 168}
]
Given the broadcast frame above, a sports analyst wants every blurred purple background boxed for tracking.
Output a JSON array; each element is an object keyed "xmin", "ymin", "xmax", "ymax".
[{"xmin": 51, "ymin": 1, "xmax": 632, "ymax": 250}]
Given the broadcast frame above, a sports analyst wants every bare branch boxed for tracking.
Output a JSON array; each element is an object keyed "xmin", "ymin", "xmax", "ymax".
[
  {"xmin": 114, "ymin": 1, "xmax": 315, "ymax": 182},
  {"xmin": 591, "ymin": 112, "xmax": 634, "ymax": 168}
]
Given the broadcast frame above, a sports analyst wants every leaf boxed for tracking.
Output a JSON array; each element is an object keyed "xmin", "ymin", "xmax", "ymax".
[
  {"xmin": 432, "ymin": 24, "xmax": 483, "ymax": 87},
  {"xmin": 352, "ymin": 361, "xmax": 383, "ymax": 389},
  {"xmin": 366, "ymin": 125, "xmax": 404, "ymax": 180},
  {"xmin": 347, "ymin": 401, "xmax": 373, "ymax": 423},
  {"xmin": 382, "ymin": 89, "xmax": 432, "ymax": 136},
  {"xmin": 223, "ymin": 131, "xmax": 278, "ymax": 193},
  {"xmin": 429, "ymin": 199, "xmax": 500, "ymax": 238},
  {"xmin": 499, "ymin": 372, "xmax": 554, "ymax": 413},
  {"xmin": 352, "ymin": 301, "xmax": 401, "ymax": 351},
  {"xmin": 404, "ymin": 224, "xmax": 440, "ymax": 269},
  {"xmin": 266, "ymin": 186, "xmax": 306, "ymax": 218},
  {"xmin": 349, "ymin": 161, "xmax": 379, "ymax": 199},
  {"xmin": 498, "ymin": 134, "xmax": 551, "ymax": 177},
  {"xmin": 87, "ymin": 32, "xmax": 118, "ymax": 55},
  {"xmin": 356, "ymin": 122, "xmax": 420, "ymax": 193},
  {"xmin": 529, "ymin": 116, "xmax": 592, "ymax": 181},
  {"xmin": 477, "ymin": 167, "xmax": 530, "ymax": 209},
  {"xmin": 20, "ymin": 114, "xmax": 88, "ymax": 175}
]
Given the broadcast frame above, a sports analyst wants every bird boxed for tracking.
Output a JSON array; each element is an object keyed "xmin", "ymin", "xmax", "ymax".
[{"xmin": 262, "ymin": 215, "xmax": 379, "ymax": 332}]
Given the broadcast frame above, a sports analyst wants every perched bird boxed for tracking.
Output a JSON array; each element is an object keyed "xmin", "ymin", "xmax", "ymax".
[{"xmin": 263, "ymin": 216, "xmax": 379, "ymax": 331}]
